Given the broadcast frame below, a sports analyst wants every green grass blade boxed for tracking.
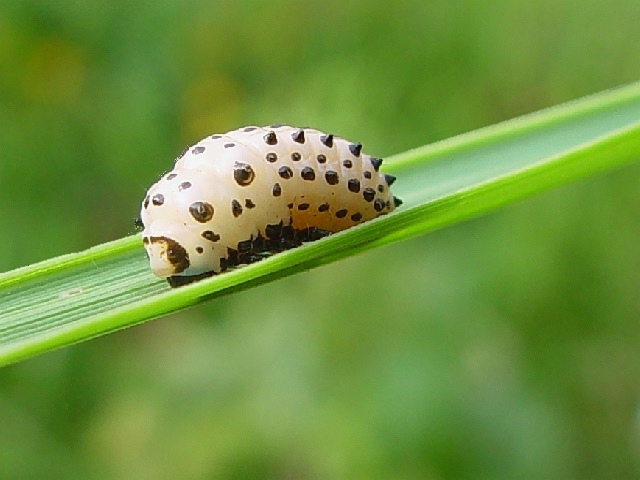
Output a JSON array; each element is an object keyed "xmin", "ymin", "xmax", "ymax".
[{"xmin": 1, "ymin": 81, "xmax": 640, "ymax": 366}]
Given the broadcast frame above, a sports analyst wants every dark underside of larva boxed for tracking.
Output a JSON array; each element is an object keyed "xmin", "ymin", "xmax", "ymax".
[{"xmin": 166, "ymin": 223, "xmax": 333, "ymax": 287}]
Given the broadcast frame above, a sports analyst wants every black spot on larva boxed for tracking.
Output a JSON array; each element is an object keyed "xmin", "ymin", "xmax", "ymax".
[
  {"xmin": 266, "ymin": 152, "xmax": 278, "ymax": 163},
  {"xmin": 243, "ymin": 126, "xmax": 257, "ymax": 132},
  {"xmin": 363, "ymin": 171, "xmax": 372, "ymax": 179},
  {"xmin": 298, "ymin": 203, "xmax": 310, "ymax": 210},
  {"xmin": 349, "ymin": 143, "xmax": 362, "ymax": 157},
  {"xmin": 378, "ymin": 184, "xmax": 385, "ymax": 193},
  {"xmin": 351, "ymin": 212, "xmax": 363, "ymax": 222},
  {"xmin": 318, "ymin": 203, "xmax": 330, "ymax": 212},
  {"xmin": 143, "ymin": 196, "xmax": 150, "ymax": 209},
  {"xmin": 343, "ymin": 159, "xmax": 353, "ymax": 169},
  {"xmin": 196, "ymin": 246, "xmax": 204, "ymax": 254},
  {"xmin": 224, "ymin": 143, "xmax": 235, "ymax": 149},
  {"xmin": 237, "ymin": 239, "xmax": 252, "ymax": 253},
  {"xmin": 317, "ymin": 154, "xmax": 327, "ymax": 164},
  {"xmin": 291, "ymin": 129, "xmax": 305, "ymax": 144},
  {"xmin": 325, "ymin": 170, "xmax": 339, "ymax": 185},
  {"xmin": 167, "ymin": 173, "xmax": 178, "ymax": 180},
  {"xmin": 232, "ymin": 199, "xmax": 243, "ymax": 217},
  {"xmin": 370, "ymin": 157, "xmax": 383, "ymax": 171},
  {"xmin": 219, "ymin": 257, "xmax": 228, "ymax": 271},
  {"xmin": 211, "ymin": 134, "xmax": 222, "ymax": 139},
  {"xmin": 149, "ymin": 236, "xmax": 190, "ymax": 274},
  {"xmin": 245, "ymin": 198, "xmax": 256, "ymax": 209},
  {"xmin": 301, "ymin": 167, "xmax": 316, "ymax": 181},
  {"xmin": 143, "ymin": 236, "xmax": 150, "ymax": 245},
  {"xmin": 278, "ymin": 166, "xmax": 293, "ymax": 179},
  {"xmin": 287, "ymin": 202, "xmax": 294, "ymax": 209},
  {"xmin": 134, "ymin": 217, "xmax": 144, "ymax": 229},
  {"xmin": 202, "ymin": 230, "xmax": 221, "ymax": 242},
  {"xmin": 393, "ymin": 196, "xmax": 403, "ymax": 207},
  {"xmin": 348, "ymin": 178, "xmax": 361, "ymax": 193},
  {"xmin": 270, "ymin": 123, "xmax": 282, "ymax": 128},
  {"xmin": 320, "ymin": 134, "xmax": 334, "ymax": 148},
  {"xmin": 373, "ymin": 198, "xmax": 385, "ymax": 212},
  {"xmin": 178, "ymin": 181, "xmax": 192, "ymax": 191},
  {"xmin": 384, "ymin": 174, "xmax": 397, "ymax": 186},
  {"xmin": 362, "ymin": 188, "xmax": 376, "ymax": 202},
  {"xmin": 152, "ymin": 194, "xmax": 165, "ymax": 206},
  {"xmin": 233, "ymin": 162, "xmax": 255, "ymax": 186},
  {"xmin": 264, "ymin": 131, "xmax": 278, "ymax": 145},
  {"xmin": 164, "ymin": 242, "xmax": 189, "ymax": 271},
  {"xmin": 192, "ymin": 146, "xmax": 205, "ymax": 155},
  {"xmin": 291, "ymin": 152, "xmax": 301, "ymax": 162},
  {"xmin": 335, "ymin": 209, "xmax": 348, "ymax": 218},
  {"xmin": 272, "ymin": 183, "xmax": 282, "ymax": 197},
  {"xmin": 177, "ymin": 147, "xmax": 189, "ymax": 160},
  {"xmin": 189, "ymin": 202, "xmax": 214, "ymax": 222}
]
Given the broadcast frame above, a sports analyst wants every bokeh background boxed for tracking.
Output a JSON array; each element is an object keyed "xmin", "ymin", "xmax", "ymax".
[{"xmin": 2, "ymin": 1, "xmax": 640, "ymax": 479}]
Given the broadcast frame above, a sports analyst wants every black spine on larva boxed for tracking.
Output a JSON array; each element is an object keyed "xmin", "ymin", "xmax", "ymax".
[
  {"xmin": 370, "ymin": 157, "xmax": 383, "ymax": 171},
  {"xmin": 264, "ymin": 131, "xmax": 278, "ymax": 145},
  {"xmin": 320, "ymin": 134, "xmax": 334, "ymax": 148},
  {"xmin": 291, "ymin": 129, "xmax": 305, "ymax": 144},
  {"xmin": 384, "ymin": 174, "xmax": 396, "ymax": 186},
  {"xmin": 349, "ymin": 142, "xmax": 362, "ymax": 157}
]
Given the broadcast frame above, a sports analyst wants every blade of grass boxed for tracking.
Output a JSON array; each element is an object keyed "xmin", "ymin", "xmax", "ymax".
[{"xmin": 1, "ymin": 81, "xmax": 640, "ymax": 366}]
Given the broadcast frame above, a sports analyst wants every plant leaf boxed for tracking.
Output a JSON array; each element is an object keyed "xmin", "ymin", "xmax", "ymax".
[{"xmin": 1, "ymin": 82, "xmax": 640, "ymax": 366}]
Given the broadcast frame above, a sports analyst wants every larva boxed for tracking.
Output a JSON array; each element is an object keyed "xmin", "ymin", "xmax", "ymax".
[{"xmin": 138, "ymin": 125, "xmax": 401, "ymax": 287}]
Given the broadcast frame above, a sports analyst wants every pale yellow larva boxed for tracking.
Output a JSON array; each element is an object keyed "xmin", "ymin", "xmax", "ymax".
[{"xmin": 139, "ymin": 125, "xmax": 401, "ymax": 287}]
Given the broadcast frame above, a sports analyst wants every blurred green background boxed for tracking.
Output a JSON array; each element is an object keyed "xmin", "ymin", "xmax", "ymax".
[{"xmin": 2, "ymin": 1, "xmax": 640, "ymax": 479}]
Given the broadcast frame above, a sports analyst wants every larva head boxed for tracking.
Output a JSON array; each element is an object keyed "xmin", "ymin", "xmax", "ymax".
[{"xmin": 140, "ymin": 169, "xmax": 228, "ymax": 278}]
